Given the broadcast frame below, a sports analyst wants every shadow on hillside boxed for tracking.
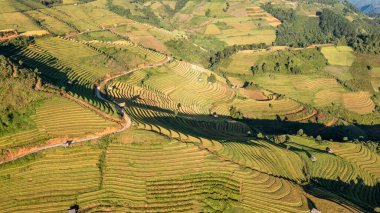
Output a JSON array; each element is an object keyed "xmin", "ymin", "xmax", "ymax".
[
  {"xmin": 120, "ymin": 99, "xmax": 380, "ymax": 142},
  {"xmin": 305, "ymin": 178, "xmax": 380, "ymax": 212},
  {"xmin": 0, "ymin": 44, "xmax": 114, "ymax": 112},
  {"xmin": 2, "ymin": 44, "xmax": 378, "ymax": 142}
]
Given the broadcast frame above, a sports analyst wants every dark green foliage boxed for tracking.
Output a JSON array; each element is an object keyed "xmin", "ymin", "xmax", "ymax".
[
  {"xmin": 97, "ymin": 135, "xmax": 114, "ymax": 189},
  {"xmin": 263, "ymin": 3, "xmax": 380, "ymax": 53},
  {"xmin": 107, "ymin": 0, "xmax": 162, "ymax": 28},
  {"xmin": 39, "ymin": 0, "xmax": 62, "ymax": 6},
  {"xmin": 229, "ymin": 106, "xmax": 243, "ymax": 119},
  {"xmin": 209, "ymin": 43, "xmax": 268, "ymax": 68},
  {"xmin": 344, "ymin": 55, "xmax": 374, "ymax": 91},
  {"xmin": 205, "ymin": 9, "xmax": 211, "ymax": 17},
  {"xmin": 106, "ymin": 0, "xmax": 131, "ymax": 17},
  {"xmin": 262, "ymin": 4, "xmax": 296, "ymax": 21},
  {"xmin": 193, "ymin": 35, "xmax": 226, "ymax": 52},
  {"xmin": 263, "ymin": 4, "xmax": 331, "ymax": 47},
  {"xmin": 253, "ymin": 49, "xmax": 327, "ymax": 74},
  {"xmin": 207, "ymin": 74, "xmax": 217, "ymax": 83},
  {"xmin": 175, "ymin": 0, "xmax": 188, "ymax": 12},
  {"xmin": 0, "ymin": 55, "xmax": 43, "ymax": 135},
  {"xmin": 214, "ymin": 21, "xmax": 233, "ymax": 30},
  {"xmin": 0, "ymin": 36, "xmax": 34, "ymax": 47},
  {"xmin": 320, "ymin": 9, "xmax": 356, "ymax": 38},
  {"xmin": 350, "ymin": 34, "xmax": 380, "ymax": 54},
  {"xmin": 165, "ymin": 39, "xmax": 210, "ymax": 66}
]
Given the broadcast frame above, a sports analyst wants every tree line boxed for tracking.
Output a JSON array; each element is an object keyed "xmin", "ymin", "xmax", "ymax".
[
  {"xmin": 209, "ymin": 43, "xmax": 268, "ymax": 68},
  {"xmin": 263, "ymin": 3, "xmax": 380, "ymax": 54}
]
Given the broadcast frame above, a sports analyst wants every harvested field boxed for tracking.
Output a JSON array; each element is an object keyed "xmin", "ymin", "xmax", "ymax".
[{"xmin": 343, "ymin": 92, "xmax": 375, "ymax": 114}]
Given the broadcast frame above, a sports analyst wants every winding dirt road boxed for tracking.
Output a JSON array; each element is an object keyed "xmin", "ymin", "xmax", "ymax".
[{"xmin": 0, "ymin": 56, "xmax": 171, "ymax": 165}]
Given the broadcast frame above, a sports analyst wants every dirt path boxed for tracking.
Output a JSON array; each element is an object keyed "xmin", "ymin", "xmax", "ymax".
[{"xmin": 0, "ymin": 56, "xmax": 171, "ymax": 165}]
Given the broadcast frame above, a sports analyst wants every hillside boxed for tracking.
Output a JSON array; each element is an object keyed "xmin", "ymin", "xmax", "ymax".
[{"xmin": 0, "ymin": 0, "xmax": 379, "ymax": 212}]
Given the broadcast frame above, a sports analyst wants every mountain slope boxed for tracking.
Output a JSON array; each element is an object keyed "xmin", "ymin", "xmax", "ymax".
[{"xmin": 348, "ymin": 0, "xmax": 380, "ymax": 16}]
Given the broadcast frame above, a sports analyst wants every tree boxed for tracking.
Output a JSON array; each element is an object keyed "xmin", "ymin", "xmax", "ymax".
[
  {"xmin": 261, "ymin": 63, "xmax": 267, "ymax": 72},
  {"xmin": 274, "ymin": 62, "xmax": 281, "ymax": 72},
  {"xmin": 257, "ymin": 133, "xmax": 264, "ymax": 138},
  {"xmin": 205, "ymin": 9, "xmax": 211, "ymax": 17},
  {"xmin": 297, "ymin": 129, "xmax": 304, "ymax": 136},
  {"xmin": 250, "ymin": 65, "xmax": 258, "ymax": 76},
  {"xmin": 316, "ymin": 135, "xmax": 322, "ymax": 141},
  {"xmin": 207, "ymin": 74, "xmax": 217, "ymax": 83}
]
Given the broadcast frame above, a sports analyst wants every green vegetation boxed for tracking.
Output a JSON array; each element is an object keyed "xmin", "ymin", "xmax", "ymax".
[
  {"xmin": 253, "ymin": 48, "xmax": 327, "ymax": 75},
  {"xmin": 321, "ymin": 46, "xmax": 356, "ymax": 66},
  {"xmin": 0, "ymin": 55, "xmax": 43, "ymax": 134},
  {"xmin": 263, "ymin": 2, "xmax": 380, "ymax": 53},
  {"xmin": 0, "ymin": 0, "xmax": 379, "ymax": 212},
  {"xmin": 165, "ymin": 38, "xmax": 210, "ymax": 66}
]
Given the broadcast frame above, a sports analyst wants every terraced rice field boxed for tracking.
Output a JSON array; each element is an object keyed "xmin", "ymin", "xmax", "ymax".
[
  {"xmin": 0, "ymin": 0, "xmax": 32, "ymax": 13},
  {"xmin": 0, "ymin": 129, "xmax": 50, "ymax": 151},
  {"xmin": 0, "ymin": 130, "xmax": 320, "ymax": 212},
  {"xmin": 218, "ymin": 140, "xmax": 305, "ymax": 181},
  {"xmin": 1, "ymin": 37, "xmax": 119, "ymax": 114},
  {"xmin": 38, "ymin": 3, "xmax": 126, "ymax": 32},
  {"xmin": 0, "ymin": 12, "xmax": 40, "ymax": 32},
  {"xmin": 253, "ymin": 74, "xmax": 347, "ymax": 105},
  {"xmin": 324, "ymin": 65, "xmax": 353, "ymax": 81},
  {"xmin": 92, "ymin": 39, "xmax": 167, "ymax": 67},
  {"xmin": 79, "ymin": 130, "xmax": 311, "ymax": 212},
  {"xmin": 141, "ymin": 60, "xmax": 235, "ymax": 112},
  {"xmin": 321, "ymin": 46, "xmax": 356, "ymax": 66},
  {"xmin": 314, "ymin": 90, "xmax": 343, "ymax": 107},
  {"xmin": 107, "ymin": 79, "xmax": 250, "ymax": 142},
  {"xmin": 245, "ymin": 6, "xmax": 281, "ymax": 27},
  {"xmin": 343, "ymin": 92, "xmax": 375, "ymax": 114},
  {"xmin": 217, "ymin": 28, "xmax": 276, "ymax": 46},
  {"xmin": 219, "ymin": 50, "xmax": 268, "ymax": 75},
  {"xmin": 25, "ymin": 10, "xmax": 75, "ymax": 35},
  {"xmin": 219, "ymin": 98, "xmax": 304, "ymax": 119},
  {"xmin": 112, "ymin": 20, "xmax": 177, "ymax": 52},
  {"xmin": 289, "ymin": 136, "xmax": 380, "ymax": 210},
  {"xmin": 33, "ymin": 96, "xmax": 117, "ymax": 137},
  {"xmin": 0, "ymin": 142, "xmax": 102, "ymax": 212}
]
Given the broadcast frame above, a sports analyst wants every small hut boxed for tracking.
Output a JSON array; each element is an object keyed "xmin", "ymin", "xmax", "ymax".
[
  {"xmin": 326, "ymin": 147, "xmax": 333, "ymax": 153},
  {"xmin": 310, "ymin": 156, "xmax": 317, "ymax": 162},
  {"xmin": 118, "ymin": 102, "xmax": 126, "ymax": 107},
  {"xmin": 310, "ymin": 208, "xmax": 321, "ymax": 213},
  {"xmin": 67, "ymin": 204, "xmax": 79, "ymax": 213}
]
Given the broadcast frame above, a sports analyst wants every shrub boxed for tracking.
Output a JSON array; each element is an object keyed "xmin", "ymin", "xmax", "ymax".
[{"xmin": 297, "ymin": 129, "xmax": 304, "ymax": 136}]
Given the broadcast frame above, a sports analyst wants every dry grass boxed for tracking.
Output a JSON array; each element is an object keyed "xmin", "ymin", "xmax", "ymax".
[
  {"xmin": 343, "ymin": 92, "xmax": 375, "ymax": 114},
  {"xmin": 129, "ymin": 34, "xmax": 168, "ymax": 53},
  {"xmin": 20, "ymin": 30, "xmax": 49, "ymax": 36}
]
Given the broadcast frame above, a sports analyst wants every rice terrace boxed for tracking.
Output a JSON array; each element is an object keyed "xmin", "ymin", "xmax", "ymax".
[{"xmin": 0, "ymin": 0, "xmax": 380, "ymax": 212}]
